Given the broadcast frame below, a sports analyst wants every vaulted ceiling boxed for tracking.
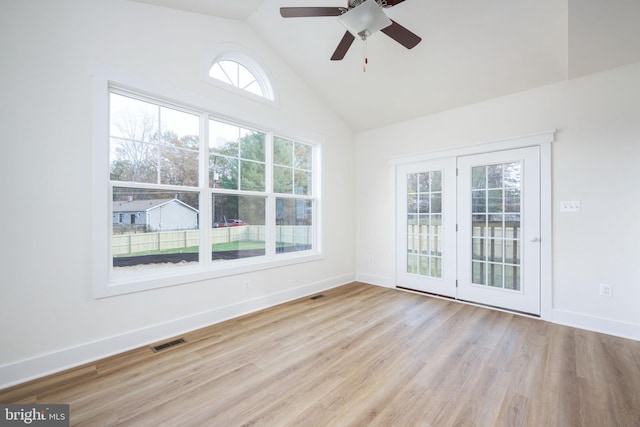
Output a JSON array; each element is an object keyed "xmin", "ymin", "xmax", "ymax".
[{"xmin": 133, "ymin": 0, "xmax": 640, "ymax": 132}]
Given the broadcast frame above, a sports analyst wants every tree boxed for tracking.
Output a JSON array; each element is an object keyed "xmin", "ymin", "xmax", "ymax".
[
  {"xmin": 159, "ymin": 133, "xmax": 199, "ymax": 187},
  {"xmin": 109, "ymin": 106, "xmax": 159, "ymax": 183},
  {"xmin": 110, "ymin": 103, "xmax": 201, "ymax": 210},
  {"xmin": 210, "ymin": 130, "xmax": 266, "ymax": 192},
  {"xmin": 211, "ymin": 131, "xmax": 267, "ymax": 226}
]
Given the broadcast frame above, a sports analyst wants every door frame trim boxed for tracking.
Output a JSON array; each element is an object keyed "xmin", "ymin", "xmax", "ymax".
[{"xmin": 391, "ymin": 130, "xmax": 554, "ymax": 321}]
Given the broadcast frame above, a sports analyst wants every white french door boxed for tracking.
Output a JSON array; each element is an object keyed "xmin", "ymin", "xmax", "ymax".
[
  {"xmin": 396, "ymin": 158, "xmax": 457, "ymax": 297},
  {"xmin": 396, "ymin": 146, "xmax": 541, "ymax": 315},
  {"xmin": 457, "ymin": 147, "xmax": 540, "ymax": 315}
]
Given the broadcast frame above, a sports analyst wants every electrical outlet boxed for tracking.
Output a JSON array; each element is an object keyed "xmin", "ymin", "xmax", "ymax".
[
  {"xmin": 368, "ymin": 255, "xmax": 374, "ymax": 263},
  {"xmin": 560, "ymin": 201, "xmax": 581, "ymax": 212},
  {"xmin": 244, "ymin": 279, "xmax": 251, "ymax": 291},
  {"xmin": 599, "ymin": 283, "xmax": 612, "ymax": 297}
]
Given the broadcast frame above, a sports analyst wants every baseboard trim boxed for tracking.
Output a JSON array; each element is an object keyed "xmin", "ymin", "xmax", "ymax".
[
  {"xmin": 358, "ymin": 276, "xmax": 639, "ymax": 342},
  {"xmin": 551, "ymin": 309, "xmax": 640, "ymax": 342},
  {"xmin": 0, "ymin": 274, "xmax": 355, "ymax": 389},
  {"xmin": 4, "ymin": 277, "xmax": 636, "ymax": 389},
  {"xmin": 354, "ymin": 273, "xmax": 394, "ymax": 288}
]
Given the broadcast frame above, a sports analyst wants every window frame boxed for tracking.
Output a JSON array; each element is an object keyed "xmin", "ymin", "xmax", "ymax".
[{"xmin": 91, "ymin": 64, "xmax": 321, "ymax": 299}]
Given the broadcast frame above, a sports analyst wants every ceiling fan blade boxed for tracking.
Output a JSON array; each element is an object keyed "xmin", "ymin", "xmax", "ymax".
[
  {"xmin": 331, "ymin": 31, "xmax": 356, "ymax": 61},
  {"xmin": 280, "ymin": 7, "xmax": 344, "ymax": 18},
  {"xmin": 384, "ymin": 0, "xmax": 406, "ymax": 6},
  {"xmin": 380, "ymin": 20, "xmax": 422, "ymax": 49}
]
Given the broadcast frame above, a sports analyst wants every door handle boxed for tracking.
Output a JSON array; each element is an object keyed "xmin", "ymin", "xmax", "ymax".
[{"xmin": 529, "ymin": 236, "xmax": 540, "ymax": 242}]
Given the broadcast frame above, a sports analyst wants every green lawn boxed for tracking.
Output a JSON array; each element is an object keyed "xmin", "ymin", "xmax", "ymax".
[{"xmin": 114, "ymin": 241, "xmax": 270, "ymax": 258}]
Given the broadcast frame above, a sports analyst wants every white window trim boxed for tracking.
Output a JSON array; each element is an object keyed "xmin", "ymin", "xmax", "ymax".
[
  {"xmin": 90, "ymin": 62, "xmax": 321, "ymax": 299},
  {"xmin": 200, "ymin": 43, "xmax": 277, "ymax": 106}
]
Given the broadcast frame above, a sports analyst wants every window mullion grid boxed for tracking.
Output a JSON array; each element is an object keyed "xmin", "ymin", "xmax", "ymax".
[
  {"xmin": 220, "ymin": 63, "xmax": 234, "ymax": 86},
  {"xmin": 200, "ymin": 112, "xmax": 211, "ymax": 269},
  {"xmin": 111, "ymin": 181, "xmax": 197, "ymax": 192},
  {"xmin": 241, "ymin": 80, "xmax": 256, "ymax": 91},
  {"xmin": 156, "ymin": 105, "xmax": 162, "ymax": 185},
  {"xmin": 107, "ymin": 181, "xmax": 115, "ymax": 280},
  {"xmin": 312, "ymin": 144, "xmax": 320, "ymax": 254},
  {"xmin": 236, "ymin": 62, "xmax": 240, "ymax": 89},
  {"xmin": 265, "ymin": 133, "xmax": 275, "ymax": 257}
]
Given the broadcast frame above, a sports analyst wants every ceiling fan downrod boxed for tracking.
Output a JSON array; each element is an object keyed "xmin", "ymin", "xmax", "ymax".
[{"xmin": 350, "ymin": 0, "xmax": 388, "ymax": 8}]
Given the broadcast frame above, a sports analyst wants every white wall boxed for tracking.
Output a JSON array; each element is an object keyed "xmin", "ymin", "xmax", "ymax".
[
  {"xmin": 0, "ymin": 0, "xmax": 355, "ymax": 387},
  {"xmin": 355, "ymin": 61, "xmax": 640, "ymax": 340}
]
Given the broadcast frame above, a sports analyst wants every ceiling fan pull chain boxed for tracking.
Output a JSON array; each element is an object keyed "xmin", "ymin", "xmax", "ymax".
[{"xmin": 363, "ymin": 39, "xmax": 368, "ymax": 72}]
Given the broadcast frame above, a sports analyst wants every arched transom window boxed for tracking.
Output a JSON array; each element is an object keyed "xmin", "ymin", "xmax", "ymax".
[
  {"xmin": 209, "ymin": 60, "xmax": 263, "ymax": 97},
  {"xmin": 207, "ymin": 51, "xmax": 275, "ymax": 101}
]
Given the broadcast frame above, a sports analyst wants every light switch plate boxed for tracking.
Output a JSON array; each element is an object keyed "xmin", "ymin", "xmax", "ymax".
[{"xmin": 560, "ymin": 201, "xmax": 581, "ymax": 212}]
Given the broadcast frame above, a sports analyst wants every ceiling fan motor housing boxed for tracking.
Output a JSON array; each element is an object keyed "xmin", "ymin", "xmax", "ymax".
[{"xmin": 349, "ymin": 0, "xmax": 389, "ymax": 9}]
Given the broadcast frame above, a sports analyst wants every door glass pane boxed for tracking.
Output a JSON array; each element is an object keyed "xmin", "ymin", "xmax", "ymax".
[
  {"xmin": 431, "ymin": 257, "xmax": 442, "ymax": 278},
  {"xmin": 430, "ymin": 171, "xmax": 442, "ymax": 192},
  {"xmin": 487, "ymin": 164, "xmax": 503, "ymax": 188},
  {"xmin": 420, "ymin": 234, "xmax": 429, "ymax": 255},
  {"xmin": 504, "ymin": 188, "xmax": 521, "ymax": 212},
  {"xmin": 488, "ymin": 263, "xmax": 503, "ymax": 287},
  {"xmin": 472, "ymin": 190, "xmax": 486, "ymax": 213},
  {"xmin": 488, "ymin": 214, "xmax": 504, "ymax": 238},
  {"xmin": 433, "ymin": 234, "xmax": 443, "ymax": 256},
  {"xmin": 406, "ymin": 170, "xmax": 443, "ymax": 279},
  {"xmin": 418, "ymin": 194, "xmax": 429, "ymax": 213},
  {"xmin": 470, "ymin": 163, "xmax": 521, "ymax": 291},
  {"xmin": 419, "ymin": 173, "xmax": 431, "ymax": 191},
  {"xmin": 472, "ymin": 214, "xmax": 486, "ymax": 237},
  {"xmin": 487, "ymin": 238, "xmax": 504, "ymax": 263},
  {"xmin": 472, "ymin": 167, "xmax": 486, "ymax": 189},
  {"xmin": 487, "ymin": 189, "xmax": 503, "ymax": 213},
  {"xmin": 430, "ymin": 193, "xmax": 442, "ymax": 213},
  {"xmin": 431, "ymin": 214, "xmax": 442, "ymax": 235},
  {"xmin": 472, "ymin": 261, "xmax": 486, "ymax": 285},
  {"xmin": 407, "ymin": 254, "xmax": 418, "ymax": 274},
  {"xmin": 505, "ymin": 266, "xmax": 520, "ymax": 290},
  {"xmin": 472, "ymin": 238, "xmax": 485, "ymax": 260},
  {"xmin": 419, "ymin": 256, "xmax": 429, "ymax": 276},
  {"xmin": 407, "ymin": 173, "xmax": 418, "ymax": 193}
]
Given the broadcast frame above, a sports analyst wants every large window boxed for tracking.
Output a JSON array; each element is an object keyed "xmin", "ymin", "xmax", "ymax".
[{"xmin": 97, "ymin": 87, "xmax": 319, "ymax": 297}]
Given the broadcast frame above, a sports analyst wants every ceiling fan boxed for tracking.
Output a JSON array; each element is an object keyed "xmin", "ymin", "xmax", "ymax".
[{"xmin": 280, "ymin": 0, "xmax": 421, "ymax": 61}]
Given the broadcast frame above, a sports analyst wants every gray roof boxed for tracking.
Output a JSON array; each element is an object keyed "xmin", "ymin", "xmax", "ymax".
[{"xmin": 113, "ymin": 198, "xmax": 197, "ymax": 213}]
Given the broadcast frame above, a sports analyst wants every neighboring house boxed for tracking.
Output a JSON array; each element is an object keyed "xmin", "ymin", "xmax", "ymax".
[{"xmin": 113, "ymin": 198, "xmax": 198, "ymax": 231}]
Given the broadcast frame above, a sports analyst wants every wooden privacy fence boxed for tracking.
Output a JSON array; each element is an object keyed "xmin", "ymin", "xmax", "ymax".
[
  {"xmin": 113, "ymin": 230, "xmax": 199, "ymax": 256},
  {"xmin": 406, "ymin": 223, "xmax": 521, "ymax": 261},
  {"xmin": 113, "ymin": 226, "xmax": 312, "ymax": 256},
  {"xmin": 407, "ymin": 225, "xmax": 443, "ymax": 255}
]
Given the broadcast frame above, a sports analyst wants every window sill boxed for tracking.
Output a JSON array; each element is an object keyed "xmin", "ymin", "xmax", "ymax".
[{"xmin": 94, "ymin": 251, "xmax": 324, "ymax": 299}]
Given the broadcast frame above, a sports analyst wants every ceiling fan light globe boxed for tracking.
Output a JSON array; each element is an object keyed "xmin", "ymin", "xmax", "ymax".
[{"xmin": 338, "ymin": 0, "xmax": 392, "ymax": 40}]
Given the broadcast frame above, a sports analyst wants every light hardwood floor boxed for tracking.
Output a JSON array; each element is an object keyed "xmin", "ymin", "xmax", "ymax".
[{"xmin": 2, "ymin": 282, "xmax": 639, "ymax": 426}]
